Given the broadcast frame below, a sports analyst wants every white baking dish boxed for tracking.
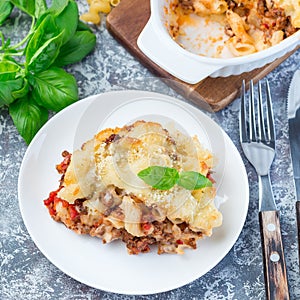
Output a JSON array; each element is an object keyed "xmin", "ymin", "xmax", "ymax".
[{"xmin": 137, "ymin": 0, "xmax": 300, "ymax": 84}]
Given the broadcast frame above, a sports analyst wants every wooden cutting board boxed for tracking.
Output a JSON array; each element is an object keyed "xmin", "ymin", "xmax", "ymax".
[{"xmin": 106, "ymin": 0, "xmax": 298, "ymax": 111}]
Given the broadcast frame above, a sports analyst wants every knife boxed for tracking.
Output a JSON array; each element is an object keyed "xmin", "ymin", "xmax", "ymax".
[{"xmin": 287, "ymin": 70, "xmax": 300, "ymax": 261}]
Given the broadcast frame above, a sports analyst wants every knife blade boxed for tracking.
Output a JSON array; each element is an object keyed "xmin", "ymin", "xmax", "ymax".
[{"xmin": 287, "ymin": 70, "xmax": 300, "ymax": 261}]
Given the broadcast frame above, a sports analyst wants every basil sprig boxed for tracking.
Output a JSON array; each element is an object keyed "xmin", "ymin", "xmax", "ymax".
[
  {"xmin": 0, "ymin": 0, "xmax": 96, "ymax": 144},
  {"xmin": 138, "ymin": 166, "xmax": 213, "ymax": 191},
  {"xmin": 137, "ymin": 166, "xmax": 180, "ymax": 191}
]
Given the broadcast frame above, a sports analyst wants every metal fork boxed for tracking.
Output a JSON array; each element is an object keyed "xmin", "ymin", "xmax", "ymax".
[{"xmin": 240, "ymin": 80, "xmax": 290, "ymax": 300}]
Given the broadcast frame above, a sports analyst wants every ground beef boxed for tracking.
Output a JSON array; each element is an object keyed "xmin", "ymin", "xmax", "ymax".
[
  {"xmin": 226, "ymin": 0, "xmax": 298, "ymax": 39},
  {"xmin": 226, "ymin": 0, "xmax": 237, "ymax": 10},
  {"xmin": 253, "ymin": 0, "xmax": 298, "ymax": 38},
  {"xmin": 178, "ymin": 0, "xmax": 194, "ymax": 12},
  {"xmin": 104, "ymin": 133, "xmax": 120, "ymax": 144},
  {"xmin": 285, "ymin": 19, "xmax": 297, "ymax": 36},
  {"xmin": 56, "ymin": 151, "xmax": 71, "ymax": 174}
]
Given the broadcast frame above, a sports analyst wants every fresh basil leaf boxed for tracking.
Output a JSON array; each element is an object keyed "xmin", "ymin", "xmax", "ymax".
[
  {"xmin": 25, "ymin": 14, "xmax": 63, "ymax": 72},
  {"xmin": 26, "ymin": 31, "xmax": 63, "ymax": 73},
  {"xmin": 0, "ymin": 55, "xmax": 18, "ymax": 65},
  {"xmin": 33, "ymin": 11, "xmax": 49, "ymax": 30},
  {"xmin": 177, "ymin": 171, "xmax": 212, "ymax": 190},
  {"xmin": 25, "ymin": 14, "xmax": 59, "ymax": 62},
  {"xmin": 33, "ymin": 0, "xmax": 69, "ymax": 29},
  {"xmin": 53, "ymin": 31, "xmax": 96, "ymax": 67},
  {"xmin": 0, "ymin": 61, "xmax": 26, "ymax": 106},
  {"xmin": 0, "ymin": 61, "xmax": 20, "ymax": 81},
  {"xmin": 0, "ymin": 1, "xmax": 13, "ymax": 25},
  {"xmin": 33, "ymin": 1, "xmax": 77, "ymax": 44},
  {"xmin": 138, "ymin": 167, "xmax": 213, "ymax": 191},
  {"xmin": 9, "ymin": 0, "xmax": 47, "ymax": 18},
  {"xmin": 12, "ymin": 78, "xmax": 29, "ymax": 99},
  {"xmin": 9, "ymin": 96, "xmax": 48, "ymax": 144},
  {"xmin": 48, "ymin": 0, "xmax": 69, "ymax": 15},
  {"xmin": 77, "ymin": 20, "xmax": 93, "ymax": 33},
  {"xmin": 28, "ymin": 67, "xmax": 78, "ymax": 112},
  {"xmin": 54, "ymin": 0, "xmax": 78, "ymax": 44},
  {"xmin": 138, "ymin": 166, "xmax": 179, "ymax": 190},
  {"xmin": 10, "ymin": 0, "xmax": 35, "ymax": 16},
  {"xmin": 34, "ymin": 0, "xmax": 47, "ymax": 19},
  {"xmin": 0, "ymin": 77, "xmax": 24, "ymax": 106}
]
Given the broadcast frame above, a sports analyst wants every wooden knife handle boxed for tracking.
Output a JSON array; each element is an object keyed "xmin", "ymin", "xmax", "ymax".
[
  {"xmin": 259, "ymin": 211, "xmax": 290, "ymax": 300},
  {"xmin": 297, "ymin": 201, "xmax": 300, "ymax": 263}
]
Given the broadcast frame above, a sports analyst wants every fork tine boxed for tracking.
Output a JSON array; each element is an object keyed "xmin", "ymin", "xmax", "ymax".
[
  {"xmin": 257, "ymin": 81, "xmax": 262, "ymax": 141},
  {"xmin": 249, "ymin": 80, "xmax": 257, "ymax": 141},
  {"xmin": 265, "ymin": 79, "xmax": 275, "ymax": 142},
  {"xmin": 240, "ymin": 80, "xmax": 248, "ymax": 143},
  {"xmin": 257, "ymin": 81, "xmax": 267, "ymax": 142}
]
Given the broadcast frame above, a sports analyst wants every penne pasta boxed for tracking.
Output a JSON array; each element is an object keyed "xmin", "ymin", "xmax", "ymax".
[
  {"xmin": 193, "ymin": 0, "xmax": 228, "ymax": 15},
  {"xmin": 226, "ymin": 37, "xmax": 256, "ymax": 56},
  {"xmin": 169, "ymin": 0, "xmax": 299, "ymax": 57},
  {"xmin": 225, "ymin": 11, "xmax": 253, "ymax": 44},
  {"xmin": 270, "ymin": 30, "xmax": 285, "ymax": 46},
  {"xmin": 110, "ymin": 0, "xmax": 121, "ymax": 7}
]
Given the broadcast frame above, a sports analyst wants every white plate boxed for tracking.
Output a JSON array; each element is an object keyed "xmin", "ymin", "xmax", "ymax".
[{"xmin": 18, "ymin": 91, "xmax": 249, "ymax": 295}]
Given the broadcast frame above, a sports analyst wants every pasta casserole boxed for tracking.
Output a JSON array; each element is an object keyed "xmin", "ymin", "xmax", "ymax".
[
  {"xmin": 43, "ymin": 121, "xmax": 222, "ymax": 254},
  {"xmin": 167, "ymin": 0, "xmax": 299, "ymax": 57}
]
